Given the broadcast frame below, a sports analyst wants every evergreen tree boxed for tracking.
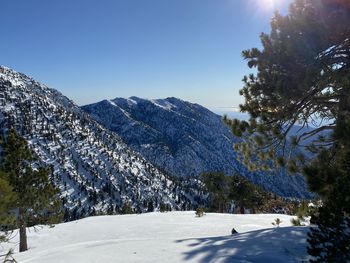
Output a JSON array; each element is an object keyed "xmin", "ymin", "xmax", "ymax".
[
  {"xmin": 201, "ymin": 172, "xmax": 230, "ymax": 213},
  {"xmin": 0, "ymin": 129, "xmax": 62, "ymax": 252},
  {"xmin": 229, "ymin": 175, "xmax": 257, "ymax": 214},
  {"xmin": 159, "ymin": 203, "xmax": 166, "ymax": 213},
  {"xmin": 224, "ymin": 0, "xmax": 350, "ymax": 260},
  {"xmin": 0, "ymin": 173, "xmax": 16, "ymax": 226},
  {"xmin": 107, "ymin": 202, "xmax": 114, "ymax": 215},
  {"xmin": 0, "ymin": 173, "xmax": 16, "ymax": 243},
  {"xmin": 291, "ymin": 200, "xmax": 313, "ymax": 226},
  {"xmin": 201, "ymin": 172, "xmax": 265, "ymax": 213},
  {"xmin": 305, "ymin": 124, "xmax": 350, "ymax": 261},
  {"xmin": 195, "ymin": 206, "xmax": 205, "ymax": 217},
  {"xmin": 147, "ymin": 201, "xmax": 154, "ymax": 212},
  {"xmin": 121, "ymin": 201, "xmax": 134, "ymax": 214}
]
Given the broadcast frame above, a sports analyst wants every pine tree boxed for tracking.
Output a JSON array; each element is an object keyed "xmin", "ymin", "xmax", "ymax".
[
  {"xmin": 0, "ymin": 173, "xmax": 17, "ymax": 242},
  {"xmin": 0, "ymin": 173, "xmax": 16, "ymax": 225},
  {"xmin": 159, "ymin": 203, "xmax": 166, "ymax": 213},
  {"xmin": 224, "ymin": 0, "xmax": 350, "ymax": 260},
  {"xmin": 195, "ymin": 206, "xmax": 205, "ymax": 217},
  {"xmin": 305, "ymin": 123, "xmax": 350, "ymax": 261},
  {"xmin": 121, "ymin": 201, "xmax": 134, "ymax": 214},
  {"xmin": 107, "ymin": 202, "xmax": 114, "ymax": 215},
  {"xmin": 147, "ymin": 201, "xmax": 154, "ymax": 212},
  {"xmin": 228, "ymin": 175, "xmax": 257, "ymax": 214},
  {"xmin": 0, "ymin": 129, "xmax": 62, "ymax": 252},
  {"xmin": 201, "ymin": 172, "xmax": 230, "ymax": 213}
]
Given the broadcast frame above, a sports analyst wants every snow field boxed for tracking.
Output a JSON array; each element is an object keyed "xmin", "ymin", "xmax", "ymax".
[{"xmin": 2, "ymin": 212, "xmax": 309, "ymax": 263}]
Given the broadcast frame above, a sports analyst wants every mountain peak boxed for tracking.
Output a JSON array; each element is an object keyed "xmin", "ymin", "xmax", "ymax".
[
  {"xmin": 0, "ymin": 68, "xmax": 205, "ymax": 218},
  {"xmin": 0, "ymin": 65, "xmax": 11, "ymax": 71},
  {"xmin": 83, "ymin": 97, "xmax": 312, "ymax": 198}
]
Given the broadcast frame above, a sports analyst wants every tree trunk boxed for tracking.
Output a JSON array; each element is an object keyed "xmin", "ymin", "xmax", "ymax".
[
  {"xmin": 19, "ymin": 224, "xmax": 27, "ymax": 252},
  {"xmin": 19, "ymin": 211, "xmax": 28, "ymax": 252}
]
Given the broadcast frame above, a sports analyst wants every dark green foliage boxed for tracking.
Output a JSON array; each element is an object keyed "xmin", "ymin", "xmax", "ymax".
[
  {"xmin": 201, "ymin": 172, "xmax": 230, "ymax": 213},
  {"xmin": 305, "ymin": 138, "xmax": 350, "ymax": 261},
  {"xmin": 107, "ymin": 202, "xmax": 115, "ymax": 215},
  {"xmin": 147, "ymin": 201, "xmax": 154, "ymax": 212},
  {"xmin": 160, "ymin": 203, "xmax": 166, "ymax": 213},
  {"xmin": 0, "ymin": 129, "xmax": 62, "ymax": 252},
  {"xmin": 0, "ymin": 173, "xmax": 17, "ymax": 254},
  {"xmin": 159, "ymin": 203, "xmax": 171, "ymax": 213},
  {"xmin": 195, "ymin": 206, "xmax": 205, "ymax": 217},
  {"xmin": 290, "ymin": 217, "xmax": 303, "ymax": 226},
  {"xmin": 121, "ymin": 201, "xmax": 134, "ymax": 214},
  {"xmin": 291, "ymin": 200, "xmax": 314, "ymax": 226},
  {"xmin": 225, "ymin": 0, "xmax": 350, "ymax": 172},
  {"xmin": 307, "ymin": 205, "xmax": 350, "ymax": 262},
  {"xmin": 225, "ymin": 0, "xmax": 350, "ymax": 260},
  {"xmin": 201, "ymin": 172, "xmax": 268, "ymax": 214},
  {"xmin": 296, "ymin": 201, "xmax": 310, "ymax": 218},
  {"xmin": 229, "ymin": 175, "xmax": 264, "ymax": 214},
  {"xmin": 0, "ymin": 173, "xmax": 16, "ymax": 229}
]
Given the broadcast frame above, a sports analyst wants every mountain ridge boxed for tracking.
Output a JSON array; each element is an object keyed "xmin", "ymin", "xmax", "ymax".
[
  {"xmin": 83, "ymin": 96, "xmax": 312, "ymax": 198},
  {"xmin": 0, "ymin": 66, "xmax": 205, "ymax": 219}
]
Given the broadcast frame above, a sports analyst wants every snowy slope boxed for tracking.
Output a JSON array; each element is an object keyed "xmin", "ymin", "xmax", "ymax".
[
  {"xmin": 0, "ymin": 66, "xmax": 206, "ymax": 218},
  {"xmin": 2, "ymin": 212, "xmax": 310, "ymax": 263},
  {"xmin": 83, "ymin": 97, "xmax": 311, "ymax": 198}
]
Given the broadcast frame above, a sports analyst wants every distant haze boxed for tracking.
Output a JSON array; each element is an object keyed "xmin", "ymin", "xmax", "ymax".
[{"xmin": 213, "ymin": 110, "xmax": 250, "ymax": 121}]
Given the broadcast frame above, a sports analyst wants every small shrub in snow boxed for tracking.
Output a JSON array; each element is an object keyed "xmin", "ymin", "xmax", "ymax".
[
  {"xmin": 195, "ymin": 207, "xmax": 205, "ymax": 217},
  {"xmin": 159, "ymin": 203, "xmax": 172, "ymax": 213},
  {"xmin": 147, "ymin": 201, "xmax": 154, "ymax": 212},
  {"xmin": 291, "ymin": 216, "xmax": 308, "ymax": 226},
  {"xmin": 121, "ymin": 202, "xmax": 134, "ymax": 214},
  {"xmin": 272, "ymin": 218, "xmax": 282, "ymax": 227},
  {"xmin": 291, "ymin": 217, "xmax": 302, "ymax": 226},
  {"xmin": 159, "ymin": 203, "xmax": 167, "ymax": 213}
]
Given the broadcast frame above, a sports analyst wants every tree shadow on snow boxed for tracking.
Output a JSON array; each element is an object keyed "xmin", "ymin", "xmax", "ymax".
[{"xmin": 176, "ymin": 227, "xmax": 310, "ymax": 263}]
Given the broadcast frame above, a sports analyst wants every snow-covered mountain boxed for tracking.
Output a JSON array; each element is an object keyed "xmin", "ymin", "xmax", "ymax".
[
  {"xmin": 0, "ymin": 66, "xmax": 206, "ymax": 219},
  {"xmin": 83, "ymin": 97, "xmax": 311, "ymax": 198}
]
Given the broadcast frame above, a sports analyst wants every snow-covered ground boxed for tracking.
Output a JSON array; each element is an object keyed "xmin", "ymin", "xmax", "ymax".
[{"xmin": 2, "ymin": 212, "xmax": 310, "ymax": 263}]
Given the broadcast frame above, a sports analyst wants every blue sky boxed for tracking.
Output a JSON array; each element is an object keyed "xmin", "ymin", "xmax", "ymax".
[{"xmin": 0, "ymin": 0, "xmax": 292, "ymax": 111}]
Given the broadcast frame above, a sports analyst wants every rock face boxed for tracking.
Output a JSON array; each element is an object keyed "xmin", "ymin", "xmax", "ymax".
[
  {"xmin": 0, "ymin": 66, "xmax": 205, "ymax": 219},
  {"xmin": 82, "ymin": 97, "xmax": 311, "ymax": 198}
]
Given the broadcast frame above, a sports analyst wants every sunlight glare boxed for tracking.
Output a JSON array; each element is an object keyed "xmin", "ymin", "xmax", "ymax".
[
  {"xmin": 255, "ymin": 0, "xmax": 287, "ymax": 13},
  {"xmin": 261, "ymin": 0, "xmax": 278, "ymax": 11}
]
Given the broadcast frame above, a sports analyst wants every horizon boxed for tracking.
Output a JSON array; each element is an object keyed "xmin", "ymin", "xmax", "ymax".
[
  {"xmin": 2, "ymin": 62, "xmax": 247, "ymax": 116},
  {"xmin": 0, "ymin": 0, "xmax": 292, "ymax": 110}
]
